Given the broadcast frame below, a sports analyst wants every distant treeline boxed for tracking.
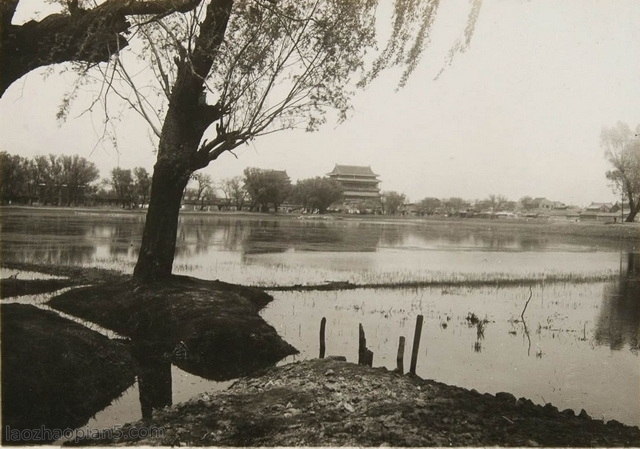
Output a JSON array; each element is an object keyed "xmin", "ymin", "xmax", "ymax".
[
  {"xmin": 0, "ymin": 151, "xmax": 150, "ymax": 207},
  {"xmin": 1, "ymin": 150, "xmax": 564, "ymax": 215},
  {"xmin": 0, "ymin": 151, "xmax": 344, "ymax": 213}
]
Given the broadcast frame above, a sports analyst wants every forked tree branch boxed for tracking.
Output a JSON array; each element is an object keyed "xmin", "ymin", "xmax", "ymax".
[{"xmin": 0, "ymin": 0, "xmax": 204, "ymax": 97}]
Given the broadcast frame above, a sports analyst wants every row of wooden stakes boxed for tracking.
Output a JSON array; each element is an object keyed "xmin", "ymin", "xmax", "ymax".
[{"xmin": 318, "ymin": 314, "xmax": 424, "ymax": 375}]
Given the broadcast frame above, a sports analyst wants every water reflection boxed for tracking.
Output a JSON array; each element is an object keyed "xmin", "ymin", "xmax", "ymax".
[
  {"xmin": 0, "ymin": 304, "xmax": 136, "ymax": 445},
  {"xmin": 239, "ymin": 220, "xmax": 380, "ymax": 255},
  {"xmin": 595, "ymin": 252, "xmax": 640, "ymax": 352},
  {"xmin": 100, "ymin": 222, "xmax": 140, "ymax": 257},
  {"xmin": 1, "ymin": 273, "xmax": 298, "ymax": 442},
  {"xmin": 1, "ymin": 211, "xmax": 635, "ymax": 271},
  {"xmin": 2, "ymin": 210, "xmax": 640, "ymax": 430},
  {"xmin": 134, "ymin": 345, "xmax": 173, "ymax": 422},
  {"xmin": 3, "ymin": 242, "xmax": 98, "ymax": 266},
  {"xmin": 263, "ymin": 280, "xmax": 640, "ymax": 426}
]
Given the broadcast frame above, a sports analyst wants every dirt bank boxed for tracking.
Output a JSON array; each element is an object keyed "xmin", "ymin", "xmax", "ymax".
[
  {"xmin": 1, "ymin": 304, "xmax": 135, "ymax": 445},
  {"xmin": 47, "ymin": 275, "xmax": 298, "ymax": 380},
  {"xmin": 0, "ymin": 263, "xmax": 129, "ymax": 299},
  {"xmin": 73, "ymin": 358, "xmax": 640, "ymax": 447}
]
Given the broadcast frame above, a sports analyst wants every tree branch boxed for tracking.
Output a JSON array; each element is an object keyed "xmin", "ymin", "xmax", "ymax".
[
  {"xmin": 0, "ymin": 0, "xmax": 204, "ymax": 97},
  {"xmin": 0, "ymin": 0, "xmax": 19, "ymax": 29}
]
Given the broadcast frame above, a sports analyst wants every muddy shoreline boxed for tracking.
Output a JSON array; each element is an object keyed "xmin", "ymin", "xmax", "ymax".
[
  {"xmin": 72, "ymin": 358, "xmax": 640, "ymax": 447},
  {"xmin": 2, "ymin": 262, "xmax": 640, "ymax": 446},
  {"xmin": 1, "ymin": 304, "xmax": 135, "ymax": 445}
]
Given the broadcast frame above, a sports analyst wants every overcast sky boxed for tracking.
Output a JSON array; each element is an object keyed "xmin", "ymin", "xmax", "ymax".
[{"xmin": 1, "ymin": 0, "xmax": 639, "ymax": 206}]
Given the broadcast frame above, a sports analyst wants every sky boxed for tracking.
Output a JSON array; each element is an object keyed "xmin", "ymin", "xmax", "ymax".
[{"xmin": 1, "ymin": 0, "xmax": 639, "ymax": 207}]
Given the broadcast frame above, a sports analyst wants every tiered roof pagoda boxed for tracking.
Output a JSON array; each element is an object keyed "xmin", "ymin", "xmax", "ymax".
[{"xmin": 327, "ymin": 164, "xmax": 381, "ymax": 205}]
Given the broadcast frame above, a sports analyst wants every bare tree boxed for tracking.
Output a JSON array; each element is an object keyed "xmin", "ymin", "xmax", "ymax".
[
  {"xmin": 133, "ymin": 167, "xmax": 152, "ymax": 206},
  {"xmin": 110, "ymin": 167, "xmax": 135, "ymax": 209},
  {"xmin": 417, "ymin": 197, "xmax": 441, "ymax": 216},
  {"xmin": 601, "ymin": 122, "xmax": 640, "ymax": 223},
  {"xmin": 487, "ymin": 194, "xmax": 509, "ymax": 212},
  {"xmin": 382, "ymin": 191, "xmax": 406, "ymax": 216},
  {"xmin": 189, "ymin": 173, "xmax": 213, "ymax": 210},
  {"xmin": 220, "ymin": 175, "xmax": 246, "ymax": 211}
]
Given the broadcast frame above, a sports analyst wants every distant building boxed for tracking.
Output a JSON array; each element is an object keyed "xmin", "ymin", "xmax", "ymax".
[
  {"xmin": 531, "ymin": 197, "xmax": 566, "ymax": 210},
  {"xmin": 580, "ymin": 202, "xmax": 637, "ymax": 222},
  {"xmin": 585, "ymin": 202, "xmax": 615, "ymax": 213},
  {"xmin": 326, "ymin": 164, "xmax": 382, "ymax": 212},
  {"xmin": 533, "ymin": 197, "xmax": 554, "ymax": 210}
]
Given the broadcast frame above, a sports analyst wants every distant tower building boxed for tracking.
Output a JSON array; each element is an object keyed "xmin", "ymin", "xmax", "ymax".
[{"xmin": 326, "ymin": 164, "xmax": 382, "ymax": 212}]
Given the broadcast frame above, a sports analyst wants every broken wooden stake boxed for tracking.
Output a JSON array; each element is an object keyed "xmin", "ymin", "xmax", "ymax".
[
  {"xmin": 396, "ymin": 336, "xmax": 405, "ymax": 374},
  {"xmin": 319, "ymin": 317, "xmax": 326, "ymax": 359},
  {"xmin": 410, "ymin": 314, "xmax": 424, "ymax": 375},
  {"xmin": 358, "ymin": 323, "xmax": 373, "ymax": 367}
]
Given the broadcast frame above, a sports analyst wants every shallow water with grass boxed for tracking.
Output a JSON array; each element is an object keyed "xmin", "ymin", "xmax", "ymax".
[
  {"xmin": 1, "ymin": 208, "xmax": 639, "ymax": 430},
  {"xmin": 262, "ymin": 280, "xmax": 639, "ymax": 426}
]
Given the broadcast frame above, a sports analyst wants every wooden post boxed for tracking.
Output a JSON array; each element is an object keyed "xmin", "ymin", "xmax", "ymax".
[
  {"xmin": 319, "ymin": 317, "xmax": 326, "ymax": 359},
  {"xmin": 396, "ymin": 336, "xmax": 405, "ymax": 374},
  {"xmin": 364, "ymin": 348, "xmax": 373, "ymax": 367},
  {"xmin": 358, "ymin": 323, "xmax": 374, "ymax": 367},
  {"xmin": 358, "ymin": 323, "xmax": 366, "ymax": 364},
  {"xmin": 409, "ymin": 315, "xmax": 424, "ymax": 375}
]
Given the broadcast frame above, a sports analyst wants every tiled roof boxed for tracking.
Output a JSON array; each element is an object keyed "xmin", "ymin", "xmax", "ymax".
[
  {"xmin": 327, "ymin": 164, "xmax": 378, "ymax": 177},
  {"xmin": 343, "ymin": 191, "xmax": 381, "ymax": 197},
  {"xmin": 586, "ymin": 202, "xmax": 614, "ymax": 210}
]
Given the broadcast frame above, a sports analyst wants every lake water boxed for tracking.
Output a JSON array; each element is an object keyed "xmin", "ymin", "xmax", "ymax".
[{"xmin": 1, "ymin": 209, "xmax": 639, "ymax": 429}]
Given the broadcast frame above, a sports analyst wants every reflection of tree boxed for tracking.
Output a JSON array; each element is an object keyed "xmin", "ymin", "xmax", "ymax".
[
  {"xmin": 222, "ymin": 219, "xmax": 252, "ymax": 251},
  {"xmin": 1, "ymin": 304, "xmax": 135, "ymax": 444},
  {"xmin": 517, "ymin": 236, "xmax": 547, "ymax": 251},
  {"xmin": 4, "ymin": 244, "xmax": 97, "ymax": 266},
  {"xmin": 106, "ymin": 222, "xmax": 140, "ymax": 256},
  {"xmin": 412, "ymin": 226, "xmax": 549, "ymax": 251},
  {"xmin": 174, "ymin": 218, "xmax": 217, "ymax": 258},
  {"xmin": 132, "ymin": 344, "xmax": 172, "ymax": 422},
  {"xmin": 414, "ymin": 226, "xmax": 469, "ymax": 245},
  {"xmin": 473, "ymin": 233, "xmax": 517, "ymax": 250},
  {"xmin": 242, "ymin": 220, "xmax": 287, "ymax": 254},
  {"xmin": 594, "ymin": 252, "xmax": 640, "ymax": 351},
  {"xmin": 378, "ymin": 225, "xmax": 406, "ymax": 247},
  {"xmin": 241, "ymin": 220, "xmax": 381, "ymax": 255}
]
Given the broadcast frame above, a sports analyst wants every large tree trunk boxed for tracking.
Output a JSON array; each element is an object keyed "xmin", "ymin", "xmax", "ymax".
[
  {"xmin": 132, "ymin": 0, "xmax": 233, "ymax": 282},
  {"xmin": 625, "ymin": 205, "xmax": 638, "ymax": 223},
  {"xmin": 133, "ymin": 156, "xmax": 191, "ymax": 281},
  {"xmin": 624, "ymin": 184, "xmax": 638, "ymax": 223}
]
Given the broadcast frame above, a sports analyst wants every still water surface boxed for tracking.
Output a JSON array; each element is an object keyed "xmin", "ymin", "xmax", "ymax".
[{"xmin": 1, "ymin": 210, "xmax": 638, "ymax": 427}]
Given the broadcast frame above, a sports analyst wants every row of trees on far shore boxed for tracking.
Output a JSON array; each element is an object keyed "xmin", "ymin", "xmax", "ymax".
[
  {"xmin": 0, "ymin": 152, "xmax": 344, "ymax": 213},
  {"xmin": 181, "ymin": 168, "xmax": 345, "ymax": 214},
  {"xmin": 0, "ymin": 151, "xmax": 152, "ymax": 208},
  {"xmin": 0, "ymin": 152, "xmax": 100, "ymax": 206},
  {"xmin": 2, "ymin": 139, "xmax": 638, "ymax": 221},
  {"xmin": 0, "ymin": 149, "xmax": 593, "ymax": 216}
]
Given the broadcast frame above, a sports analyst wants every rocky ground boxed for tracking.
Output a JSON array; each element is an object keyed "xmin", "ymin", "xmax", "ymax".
[{"xmin": 72, "ymin": 357, "xmax": 640, "ymax": 447}]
